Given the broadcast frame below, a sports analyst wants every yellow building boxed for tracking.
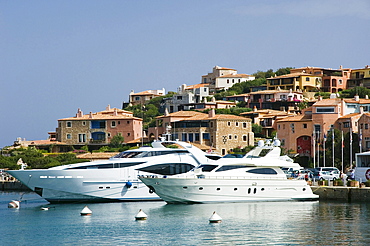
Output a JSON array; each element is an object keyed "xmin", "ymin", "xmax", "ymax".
[{"xmin": 267, "ymin": 72, "xmax": 322, "ymax": 92}]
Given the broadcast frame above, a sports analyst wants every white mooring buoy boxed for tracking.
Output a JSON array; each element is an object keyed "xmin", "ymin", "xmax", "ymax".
[
  {"xmin": 135, "ymin": 209, "xmax": 147, "ymax": 220},
  {"xmin": 8, "ymin": 200, "xmax": 20, "ymax": 209},
  {"xmin": 80, "ymin": 206, "xmax": 92, "ymax": 216},
  {"xmin": 41, "ymin": 207, "xmax": 49, "ymax": 211},
  {"xmin": 209, "ymin": 211, "xmax": 222, "ymax": 223}
]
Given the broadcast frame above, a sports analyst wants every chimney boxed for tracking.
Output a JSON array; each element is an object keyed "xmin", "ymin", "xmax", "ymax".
[
  {"xmin": 89, "ymin": 112, "xmax": 93, "ymax": 118},
  {"xmin": 340, "ymin": 65, "xmax": 343, "ymax": 69},
  {"xmin": 76, "ymin": 108, "xmax": 83, "ymax": 118},
  {"xmin": 113, "ymin": 108, "xmax": 118, "ymax": 116},
  {"xmin": 318, "ymin": 96, "xmax": 323, "ymax": 101},
  {"xmin": 106, "ymin": 104, "xmax": 111, "ymax": 111},
  {"xmin": 164, "ymin": 108, "xmax": 169, "ymax": 116},
  {"xmin": 209, "ymin": 109, "xmax": 216, "ymax": 118},
  {"xmin": 354, "ymin": 95, "xmax": 360, "ymax": 101},
  {"xmin": 366, "ymin": 95, "xmax": 369, "ymax": 99},
  {"xmin": 253, "ymin": 106, "xmax": 257, "ymax": 112},
  {"xmin": 360, "ymin": 106, "xmax": 364, "ymax": 114}
]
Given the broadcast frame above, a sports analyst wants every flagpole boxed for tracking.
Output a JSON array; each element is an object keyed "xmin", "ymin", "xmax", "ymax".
[
  {"xmin": 341, "ymin": 131, "xmax": 344, "ymax": 173},
  {"xmin": 323, "ymin": 134, "xmax": 326, "ymax": 167},
  {"xmin": 350, "ymin": 128, "xmax": 353, "ymax": 170},
  {"xmin": 360, "ymin": 128, "xmax": 362, "ymax": 153},
  {"xmin": 313, "ymin": 131, "xmax": 316, "ymax": 168},
  {"xmin": 332, "ymin": 129, "xmax": 335, "ymax": 167},
  {"xmin": 317, "ymin": 131, "xmax": 320, "ymax": 167}
]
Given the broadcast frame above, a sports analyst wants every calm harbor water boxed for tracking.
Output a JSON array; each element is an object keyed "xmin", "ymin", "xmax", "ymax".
[{"xmin": 1, "ymin": 192, "xmax": 370, "ymax": 245}]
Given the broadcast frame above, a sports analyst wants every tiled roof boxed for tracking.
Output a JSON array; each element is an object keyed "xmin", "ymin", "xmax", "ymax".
[
  {"xmin": 157, "ymin": 111, "xmax": 207, "ymax": 119},
  {"xmin": 276, "ymin": 114, "xmax": 311, "ymax": 122},
  {"xmin": 249, "ymin": 89, "xmax": 299, "ymax": 94},
  {"xmin": 314, "ymin": 98, "xmax": 342, "ymax": 106},
  {"xmin": 344, "ymin": 98, "xmax": 370, "ymax": 104},
  {"xmin": 267, "ymin": 72, "xmax": 314, "ymax": 79},
  {"xmin": 59, "ymin": 108, "xmax": 141, "ymax": 121},
  {"xmin": 185, "ymin": 83, "xmax": 209, "ymax": 89},
  {"xmin": 208, "ymin": 114, "xmax": 250, "ymax": 120},
  {"xmin": 338, "ymin": 113, "xmax": 361, "ymax": 119},
  {"xmin": 219, "ymin": 74, "xmax": 252, "ymax": 78}
]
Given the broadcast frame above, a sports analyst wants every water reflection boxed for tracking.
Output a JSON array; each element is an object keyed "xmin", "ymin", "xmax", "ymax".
[{"xmin": 2, "ymin": 192, "xmax": 370, "ymax": 245}]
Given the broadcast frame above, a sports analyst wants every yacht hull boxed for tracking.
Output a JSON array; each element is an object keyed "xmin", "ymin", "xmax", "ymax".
[
  {"xmin": 139, "ymin": 177, "xmax": 319, "ymax": 204},
  {"xmin": 7, "ymin": 169, "xmax": 160, "ymax": 203}
]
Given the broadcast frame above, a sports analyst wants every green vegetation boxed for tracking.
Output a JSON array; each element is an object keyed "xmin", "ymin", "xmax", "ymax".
[
  {"xmin": 0, "ymin": 147, "xmax": 88, "ymax": 170},
  {"xmin": 340, "ymin": 87, "xmax": 370, "ymax": 98}
]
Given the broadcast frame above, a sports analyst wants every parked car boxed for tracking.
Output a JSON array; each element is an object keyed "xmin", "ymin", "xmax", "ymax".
[{"xmin": 313, "ymin": 167, "xmax": 340, "ymax": 180}]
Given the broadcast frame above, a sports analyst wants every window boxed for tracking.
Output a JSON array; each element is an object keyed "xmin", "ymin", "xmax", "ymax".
[
  {"xmin": 306, "ymin": 77, "xmax": 310, "ymax": 81},
  {"xmin": 228, "ymin": 122, "xmax": 231, "ymax": 126},
  {"xmin": 228, "ymin": 134, "xmax": 232, "ymax": 140},
  {"xmin": 111, "ymin": 121, "xmax": 116, "ymax": 127},
  {"xmin": 82, "ymin": 121, "xmax": 86, "ymax": 126},
  {"xmin": 303, "ymin": 123, "xmax": 307, "ymax": 128},
  {"xmin": 234, "ymin": 135, "xmax": 237, "ymax": 139},
  {"xmin": 202, "ymin": 133, "xmax": 210, "ymax": 140},
  {"xmin": 67, "ymin": 121, "xmax": 72, "ymax": 128},
  {"xmin": 339, "ymin": 79, "xmax": 343, "ymax": 85},
  {"xmin": 246, "ymin": 168, "xmax": 277, "ymax": 175},
  {"xmin": 366, "ymin": 124, "xmax": 369, "ymax": 130},
  {"xmin": 243, "ymin": 135, "xmax": 247, "ymax": 141},
  {"xmin": 316, "ymin": 107, "xmax": 335, "ymax": 113},
  {"xmin": 67, "ymin": 134, "xmax": 71, "ymax": 139},
  {"xmin": 137, "ymin": 163, "xmax": 194, "ymax": 175},
  {"xmin": 127, "ymin": 133, "xmax": 131, "ymax": 136},
  {"xmin": 235, "ymin": 122, "xmax": 239, "ymax": 127},
  {"xmin": 177, "ymin": 96, "xmax": 182, "ymax": 100},
  {"xmin": 343, "ymin": 122, "xmax": 350, "ymax": 128},
  {"xmin": 227, "ymin": 79, "xmax": 229, "ymax": 83},
  {"xmin": 135, "ymin": 97, "xmax": 140, "ymax": 101},
  {"xmin": 78, "ymin": 134, "xmax": 86, "ymax": 143},
  {"xmin": 278, "ymin": 124, "xmax": 281, "ymax": 130},
  {"xmin": 243, "ymin": 123, "xmax": 247, "ymax": 128}
]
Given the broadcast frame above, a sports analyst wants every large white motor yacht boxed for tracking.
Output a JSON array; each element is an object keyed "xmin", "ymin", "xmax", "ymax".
[
  {"xmin": 7, "ymin": 139, "xmax": 220, "ymax": 203},
  {"xmin": 139, "ymin": 140, "xmax": 319, "ymax": 203}
]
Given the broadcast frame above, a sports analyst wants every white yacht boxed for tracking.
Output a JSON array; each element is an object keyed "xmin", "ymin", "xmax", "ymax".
[
  {"xmin": 6, "ymin": 139, "xmax": 220, "ymax": 203},
  {"xmin": 139, "ymin": 140, "xmax": 319, "ymax": 203}
]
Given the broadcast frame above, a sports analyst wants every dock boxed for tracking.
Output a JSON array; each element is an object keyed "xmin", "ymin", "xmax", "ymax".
[{"xmin": 311, "ymin": 185, "xmax": 370, "ymax": 202}]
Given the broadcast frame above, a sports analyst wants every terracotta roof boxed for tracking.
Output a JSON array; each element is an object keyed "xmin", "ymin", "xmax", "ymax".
[
  {"xmin": 338, "ymin": 113, "xmax": 361, "ymax": 119},
  {"xmin": 60, "ymin": 114, "xmax": 142, "ymax": 121},
  {"xmin": 267, "ymin": 72, "xmax": 314, "ymax": 79},
  {"xmin": 313, "ymin": 98, "xmax": 342, "ymax": 106},
  {"xmin": 208, "ymin": 114, "xmax": 250, "ymax": 120},
  {"xmin": 344, "ymin": 98, "xmax": 370, "ymax": 104},
  {"xmin": 241, "ymin": 109, "xmax": 291, "ymax": 116},
  {"xmin": 185, "ymin": 83, "xmax": 209, "ymax": 89},
  {"xmin": 219, "ymin": 74, "xmax": 252, "ymax": 78},
  {"xmin": 130, "ymin": 90, "xmax": 163, "ymax": 96},
  {"xmin": 276, "ymin": 114, "xmax": 311, "ymax": 122},
  {"xmin": 157, "ymin": 111, "xmax": 207, "ymax": 119},
  {"xmin": 59, "ymin": 108, "xmax": 141, "ymax": 121}
]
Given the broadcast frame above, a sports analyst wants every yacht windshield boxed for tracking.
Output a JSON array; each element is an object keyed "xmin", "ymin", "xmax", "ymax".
[
  {"xmin": 112, "ymin": 150, "xmax": 189, "ymax": 158},
  {"xmin": 197, "ymin": 164, "xmax": 218, "ymax": 172},
  {"xmin": 215, "ymin": 165, "xmax": 247, "ymax": 172}
]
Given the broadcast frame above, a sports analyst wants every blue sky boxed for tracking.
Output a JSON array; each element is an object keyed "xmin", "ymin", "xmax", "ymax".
[{"xmin": 1, "ymin": 0, "xmax": 370, "ymax": 148}]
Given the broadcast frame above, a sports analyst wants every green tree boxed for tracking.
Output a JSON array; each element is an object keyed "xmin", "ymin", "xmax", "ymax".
[{"xmin": 109, "ymin": 134, "xmax": 125, "ymax": 148}]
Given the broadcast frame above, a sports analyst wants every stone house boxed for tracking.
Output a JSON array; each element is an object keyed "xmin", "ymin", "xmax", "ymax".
[
  {"xmin": 149, "ymin": 110, "xmax": 254, "ymax": 155},
  {"xmin": 56, "ymin": 105, "xmax": 142, "ymax": 147}
]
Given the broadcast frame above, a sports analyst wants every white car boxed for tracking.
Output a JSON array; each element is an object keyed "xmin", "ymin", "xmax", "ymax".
[{"xmin": 313, "ymin": 170, "xmax": 340, "ymax": 181}]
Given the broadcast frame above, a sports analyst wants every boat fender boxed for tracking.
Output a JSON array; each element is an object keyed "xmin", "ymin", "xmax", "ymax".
[{"xmin": 126, "ymin": 181, "xmax": 133, "ymax": 188}]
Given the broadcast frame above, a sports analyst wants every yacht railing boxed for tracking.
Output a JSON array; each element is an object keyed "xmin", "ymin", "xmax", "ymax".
[{"xmin": 139, "ymin": 175, "xmax": 287, "ymax": 181}]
